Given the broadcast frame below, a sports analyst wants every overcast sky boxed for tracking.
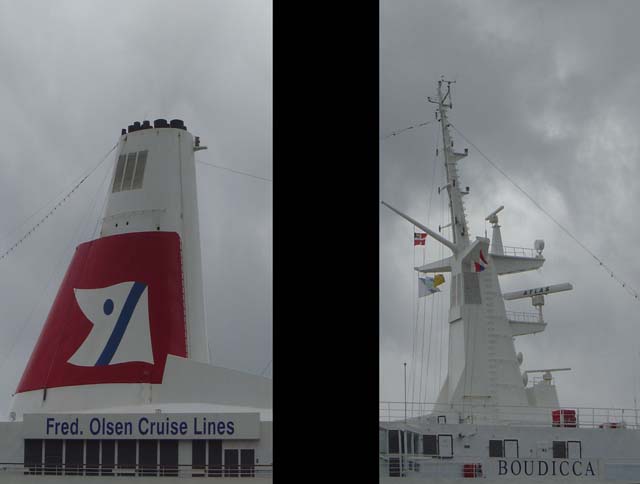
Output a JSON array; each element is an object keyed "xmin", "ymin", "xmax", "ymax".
[
  {"xmin": 0, "ymin": 0, "xmax": 271, "ymax": 415},
  {"xmin": 380, "ymin": 0, "xmax": 640, "ymax": 412}
]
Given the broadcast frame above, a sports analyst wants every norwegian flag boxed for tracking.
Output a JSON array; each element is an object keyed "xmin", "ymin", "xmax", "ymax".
[{"xmin": 414, "ymin": 232, "xmax": 427, "ymax": 246}]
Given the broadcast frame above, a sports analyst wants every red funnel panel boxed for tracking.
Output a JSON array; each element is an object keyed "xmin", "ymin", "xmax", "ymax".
[{"xmin": 16, "ymin": 231, "xmax": 187, "ymax": 393}]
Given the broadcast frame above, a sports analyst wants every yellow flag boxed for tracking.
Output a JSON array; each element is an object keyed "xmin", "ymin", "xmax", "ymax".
[{"xmin": 433, "ymin": 274, "xmax": 445, "ymax": 287}]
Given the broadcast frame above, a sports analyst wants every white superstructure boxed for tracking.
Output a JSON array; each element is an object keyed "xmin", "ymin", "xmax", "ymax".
[
  {"xmin": 0, "ymin": 119, "xmax": 272, "ymax": 481},
  {"xmin": 380, "ymin": 81, "xmax": 640, "ymax": 483}
]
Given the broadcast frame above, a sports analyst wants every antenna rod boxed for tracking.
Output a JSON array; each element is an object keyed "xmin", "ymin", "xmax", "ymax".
[
  {"xmin": 404, "ymin": 362, "xmax": 407, "ymax": 423},
  {"xmin": 437, "ymin": 80, "xmax": 470, "ymax": 249},
  {"xmin": 381, "ymin": 201, "xmax": 457, "ymax": 253}
]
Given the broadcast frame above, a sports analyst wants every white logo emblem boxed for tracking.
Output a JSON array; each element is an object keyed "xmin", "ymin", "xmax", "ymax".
[{"xmin": 68, "ymin": 281, "xmax": 154, "ymax": 366}]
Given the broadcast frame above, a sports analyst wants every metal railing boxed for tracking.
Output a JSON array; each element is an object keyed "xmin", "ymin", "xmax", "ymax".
[
  {"xmin": 505, "ymin": 310, "xmax": 540, "ymax": 323},
  {"xmin": 495, "ymin": 246, "xmax": 540, "ymax": 258},
  {"xmin": 527, "ymin": 375, "xmax": 555, "ymax": 387},
  {"xmin": 380, "ymin": 456, "xmax": 466, "ymax": 479},
  {"xmin": 0, "ymin": 462, "xmax": 273, "ymax": 478},
  {"xmin": 380, "ymin": 400, "xmax": 640, "ymax": 429}
]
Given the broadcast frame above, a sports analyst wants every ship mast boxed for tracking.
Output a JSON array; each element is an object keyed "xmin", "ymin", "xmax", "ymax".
[
  {"xmin": 382, "ymin": 80, "xmax": 573, "ymax": 425},
  {"xmin": 433, "ymin": 79, "xmax": 469, "ymax": 250}
]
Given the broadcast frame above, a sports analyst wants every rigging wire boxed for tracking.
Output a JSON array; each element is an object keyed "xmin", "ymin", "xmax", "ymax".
[
  {"xmin": 42, "ymin": 163, "xmax": 115, "ymax": 390},
  {"xmin": 410, "ymin": 125, "xmax": 440, "ymax": 411},
  {"xmin": 0, "ymin": 142, "xmax": 118, "ymax": 264},
  {"xmin": 411, "ymin": 122, "xmax": 441, "ymax": 415},
  {"xmin": 196, "ymin": 160, "xmax": 272, "ymax": 183},
  {"xmin": 409, "ymin": 235, "xmax": 419, "ymax": 417},
  {"xmin": 449, "ymin": 123, "xmax": 640, "ymax": 301},
  {"xmin": 427, "ymin": 131, "xmax": 442, "ymax": 405},
  {"xmin": 0, "ymin": 157, "xmax": 115, "ymax": 384},
  {"xmin": 0, "ymin": 143, "xmax": 118, "ymax": 247},
  {"xmin": 434, "ymin": 136, "xmax": 446, "ymax": 401},
  {"xmin": 380, "ymin": 121, "xmax": 434, "ymax": 141},
  {"xmin": 418, "ymin": 292, "xmax": 434, "ymax": 407},
  {"xmin": 90, "ymin": 163, "xmax": 116, "ymax": 240},
  {"xmin": 259, "ymin": 359, "xmax": 272, "ymax": 377}
]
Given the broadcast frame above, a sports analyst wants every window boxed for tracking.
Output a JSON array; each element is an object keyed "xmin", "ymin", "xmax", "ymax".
[
  {"xmin": 208, "ymin": 440, "xmax": 222, "ymax": 477},
  {"xmin": 44, "ymin": 439, "xmax": 63, "ymax": 475},
  {"xmin": 504, "ymin": 440, "xmax": 519, "ymax": 458},
  {"xmin": 240, "ymin": 449, "xmax": 255, "ymax": 477},
  {"xmin": 159, "ymin": 440, "xmax": 178, "ymax": 477},
  {"xmin": 86, "ymin": 440, "xmax": 99, "ymax": 476},
  {"xmin": 101, "ymin": 440, "xmax": 115, "ymax": 476},
  {"xmin": 132, "ymin": 150, "xmax": 147, "ymax": 189},
  {"xmin": 24, "ymin": 439, "xmax": 42, "ymax": 475},
  {"xmin": 139, "ymin": 440, "xmax": 157, "ymax": 476},
  {"xmin": 413, "ymin": 433, "xmax": 419, "ymax": 454},
  {"xmin": 192, "ymin": 440, "xmax": 206, "ymax": 476},
  {"xmin": 389, "ymin": 430, "xmax": 400, "ymax": 454},
  {"xmin": 438, "ymin": 435, "xmax": 453, "ymax": 458},
  {"xmin": 112, "ymin": 151, "xmax": 149, "ymax": 193},
  {"xmin": 122, "ymin": 152, "xmax": 137, "ymax": 190},
  {"xmin": 112, "ymin": 155, "xmax": 126, "ymax": 192},
  {"xmin": 116, "ymin": 440, "xmax": 136, "ymax": 475},
  {"xmin": 568, "ymin": 441, "xmax": 582, "ymax": 459},
  {"xmin": 422, "ymin": 435, "xmax": 437, "ymax": 455},
  {"xmin": 407, "ymin": 431, "xmax": 413, "ymax": 454},
  {"xmin": 224, "ymin": 449, "xmax": 239, "ymax": 477},
  {"xmin": 65, "ymin": 440, "xmax": 83, "ymax": 476},
  {"xmin": 553, "ymin": 441, "xmax": 567, "ymax": 459},
  {"xmin": 400, "ymin": 431, "xmax": 405, "ymax": 453},
  {"xmin": 489, "ymin": 440, "xmax": 504, "ymax": 457}
]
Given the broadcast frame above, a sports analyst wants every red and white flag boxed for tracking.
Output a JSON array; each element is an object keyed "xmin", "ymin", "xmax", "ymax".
[
  {"xmin": 414, "ymin": 232, "xmax": 427, "ymax": 246},
  {"xmin": 474, "ymin": 249, "xmax": 489, "ymax": 272}
]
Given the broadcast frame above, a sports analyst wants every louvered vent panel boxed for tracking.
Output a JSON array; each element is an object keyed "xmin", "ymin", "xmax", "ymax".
[
  {"xmin": 111, "ymin": 155, "xmax": 126, "ymax": 193},
  {"xmin": 131, "ymin": 150, "xmax": 147, "ymax": 189}
]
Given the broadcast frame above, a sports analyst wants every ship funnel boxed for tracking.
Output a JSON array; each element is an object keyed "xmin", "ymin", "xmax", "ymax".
[{"xmin": 13, "ymin": 120, "xmax": 208, "ymax": 410}]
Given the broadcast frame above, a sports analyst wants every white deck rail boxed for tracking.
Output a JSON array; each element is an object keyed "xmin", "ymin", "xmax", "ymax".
[
  {"xmin": 380, "ymin": 401, "xmax": 640, "ymax": 429},
  {"xmin": 494, "ymin": 246, "xmax": 539, "ymax": 258},
  {"xmin": 0, "ymin": 462, "xmax": 273, "ymax": 478},
  {"xmin": 505, "ymin": 310, "xmax": 539, "ymax": 323}
]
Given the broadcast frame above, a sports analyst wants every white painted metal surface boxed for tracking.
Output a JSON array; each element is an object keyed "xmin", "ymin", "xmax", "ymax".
[
  {"xmin": 102, "ymin": 127, "xmax": 208, "ymax": 364},
  {"xmin": 0, "ymin": 120, "xmax": 272, "ymax": 480},
  {"xmin": 380, "ymin": 82, "xmax": 638, "ymax": 482}
]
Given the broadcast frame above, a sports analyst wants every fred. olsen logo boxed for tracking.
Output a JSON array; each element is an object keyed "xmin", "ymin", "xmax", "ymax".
[
  {"xmin": 69, "ymin": 281, "xmax": 154, "ymax": 367},
  {"xmin": 16, "ymin": 232, "xmax": 187, "ymax": 393},
  {"xmin": 497, "ymin": 459, "xmax": 596, "ymax": 478}
]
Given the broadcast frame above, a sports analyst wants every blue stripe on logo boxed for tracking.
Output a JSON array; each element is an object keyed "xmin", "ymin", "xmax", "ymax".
[{"xmin": 95, "ymin": 282, "xmax": 147, "ymax": 366}]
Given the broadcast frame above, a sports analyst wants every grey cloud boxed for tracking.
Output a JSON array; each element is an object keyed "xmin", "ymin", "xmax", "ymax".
[
  {"xmin": 381, "ymin": 0, "xmax": 640, "ymax": 409},
  {"xmin": 0, "ymin": 0, "xmax": 271, "ymax": 413}
]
